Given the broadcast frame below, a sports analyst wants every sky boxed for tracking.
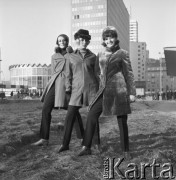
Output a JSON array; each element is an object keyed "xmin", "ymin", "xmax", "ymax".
[{"xmin": 0, "ymin": 0, "xmax": 176, "ymax": 81}]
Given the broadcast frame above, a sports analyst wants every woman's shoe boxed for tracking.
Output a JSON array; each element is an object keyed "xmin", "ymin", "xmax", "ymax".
[
  {"xmin": 58, "ymin": 145, "xmax": 69, "ymax": 153},
  {"xmin": 78, "ymin": 146, "xmax": 91, "ymax": 156},
  {"xmin": 57, "ymin": 122, "xmax": 64, "ymax": 131},
  {"xmin": 31, "ymin": 139, "xmax": 49, "ymax": 146}
]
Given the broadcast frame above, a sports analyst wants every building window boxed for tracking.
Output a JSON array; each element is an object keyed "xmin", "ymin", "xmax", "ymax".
[
  {"xmin": 37, "ymin": 76, "xmax": 42, "ymax": 88},
  {"xmin": 74, "ymin": 15, "xmax": 79, "ymax": 19},
  {"xmin": 26, "ymin": 68, "xmax": 32, "ymax": 75},
  {"xmin": 32, "ymin": 76, "xmax": 37, "ymax": 87},
  {"xmin": 37, "ymin": 68, "xmax": 43, "ymax": 75},
  {"xmin": 32, "ymin": 68, "xmax": 37, "ymax": 75},
  {"xmin": 98, "ymin": 5, "xmax": 104, "ymax": 9}
]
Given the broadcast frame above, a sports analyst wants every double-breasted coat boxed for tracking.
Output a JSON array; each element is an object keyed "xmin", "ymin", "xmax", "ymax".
[
  {"xmin": 89, "ymin": 48, "xmax": 136, "ymax": 116},
  {"xmin": 41, "ymin": 51, "xmax": 70, "ymax": 108},
  {"xmin": 65, "ymin": 49, "xmax": 99, "ymax": 107}
]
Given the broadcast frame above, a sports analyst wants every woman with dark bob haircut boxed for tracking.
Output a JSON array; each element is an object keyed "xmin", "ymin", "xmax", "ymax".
[
  {"xmin": 58, "ymin": 29, "xmax": 100, "ymax": 153},
  {"xmin": 78, "ymin": 26, "xmax": 136, "ymax": 159},
  {"xmin": 32, "ymin": 34, "xmax": 84, "ymax": 146}
]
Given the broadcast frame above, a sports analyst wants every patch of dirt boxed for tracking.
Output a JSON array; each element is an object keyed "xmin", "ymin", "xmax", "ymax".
[{"xmin": 0, "ymin": 100, "xmax": 176, "ymax": 180}]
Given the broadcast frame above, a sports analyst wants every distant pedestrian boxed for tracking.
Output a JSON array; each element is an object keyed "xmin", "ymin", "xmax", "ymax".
[
  {"xmin": 174, "ymin": 90, "xmax": 176, "ymax": 100},
  {"xmin": 17, "ymin": 91, "xmax": 20, "ymax": 98},
  {"xmin": 10, "ymin": 91, "xmax": 13, "ymax": 97},
  {"xmin": 162, "ymin": 91, "xmax": 166, "ymax": 100},
  {"xmin": 156, "ymin": 91, "xmax": 160, "ymax": 100}
]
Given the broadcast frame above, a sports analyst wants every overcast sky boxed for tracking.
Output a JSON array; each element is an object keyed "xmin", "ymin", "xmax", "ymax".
[{"xmin": 0, "ymin": 0, "xmax": 176, "ymax": 81}]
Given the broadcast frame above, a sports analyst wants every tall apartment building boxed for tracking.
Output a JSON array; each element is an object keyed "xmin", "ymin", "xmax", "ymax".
[
  {"xmin": 71, "ymin": 0, "xmax": 129, "ymax": 55},
  {"xmin": 130, "ymin": 19, "xmax": 138, "ymax": 42},
  {"xmin": 130, "ymin": 41, "xmax": 148, "ymax": 89}
]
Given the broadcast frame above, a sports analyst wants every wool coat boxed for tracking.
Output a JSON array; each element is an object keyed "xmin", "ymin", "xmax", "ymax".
[
  {"xmin": 89, "ymin": 48, "xmax": 136, "ymax": 116},
  {"xmin": 41, "ymin": 51, "xmax": 70, "ymax": 108},
  {"xmin": 65, "ymin": 49, "xmax": 99, "ymax": 107}
]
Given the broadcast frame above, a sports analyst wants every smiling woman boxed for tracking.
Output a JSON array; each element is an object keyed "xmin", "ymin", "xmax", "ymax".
[{"xmin": 78, "ymin": 26, "xmax": 136, "ymax": 158}]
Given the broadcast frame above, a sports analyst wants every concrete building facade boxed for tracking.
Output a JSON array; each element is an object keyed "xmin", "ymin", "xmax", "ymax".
[
  {"xmin": 130, "ymin": 19, "xmax": 138, "ymax": 42},
  {"xmin": 146, "ymin": 58, "xmax": 176, "ymax": 93},
  {"xmin": 71, "ymin": 0, "xmax": 129, "ymax": 54},
  {"xmin": 130, "ymin": 41, "xmax": 148, "ymax": 89}
]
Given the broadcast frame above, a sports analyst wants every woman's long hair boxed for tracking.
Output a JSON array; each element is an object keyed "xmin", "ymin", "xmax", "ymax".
[{"xmin": 101, "ymin": 27, "xmax": 120, "ymax": 52}]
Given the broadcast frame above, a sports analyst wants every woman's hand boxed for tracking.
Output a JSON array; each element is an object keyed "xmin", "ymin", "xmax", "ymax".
[
  {"xmin": 130, "ymin": 95, "xmax": 136, "ymax": 103},
  {"xmin": 66, "ymin": 91, "xmax": 71, "ymax": 103}
]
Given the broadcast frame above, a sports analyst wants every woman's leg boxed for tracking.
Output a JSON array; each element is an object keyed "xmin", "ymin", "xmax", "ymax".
[
  {"xmin": 92, "ymin": 121, "xmax": 100, "ymax": 146},
  {"xmin": 117, "ymin": 115, "xmax": 129, "ymax": 152},
  {"xmin": 82, "ymin": 95, "xmax": 103, "ymax": 149},
  {"xmin": 62, "ymin": 105, "xmax": 80, "ymax": 147},
  {"xmin": 74, "ymin": 111, "xmax": 84, "ymax": 139},
  {"xmin": 40, "ymin": 84, "xmax": 55, "ymax": 140}
]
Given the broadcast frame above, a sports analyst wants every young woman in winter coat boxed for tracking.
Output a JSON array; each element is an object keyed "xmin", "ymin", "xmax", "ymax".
[
  {"xmin": 78, "ymin": 26, "xmax": 136, "ymax": 159},
  {"xmin": 32, "ymin": 34, "xmax": 84, "ymax": 146},
  {"xmin": 58, "ymin": 29, "xmax": 100, "ymax": 153}
]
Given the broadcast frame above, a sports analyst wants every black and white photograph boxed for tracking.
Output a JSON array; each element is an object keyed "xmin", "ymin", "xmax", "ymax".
[{"xmin": 0, "ymin": 0, "xmax": 176, "ymax": 179}]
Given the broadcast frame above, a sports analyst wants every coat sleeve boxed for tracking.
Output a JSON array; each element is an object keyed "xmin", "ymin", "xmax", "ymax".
[
  {"xmin": 94, "ymin": 54, "xmax": 101, "ymax": 85},
  {"xmin": 121, "ymin": 51, "xmax": 136, "ymax": 96},
  {"xmin": 51, "ymin": 56, "xmax": 55, "ymax": 75},
  {"xmin": 65, "ymin": 54, "xmax": 73, "ymax": 92}
]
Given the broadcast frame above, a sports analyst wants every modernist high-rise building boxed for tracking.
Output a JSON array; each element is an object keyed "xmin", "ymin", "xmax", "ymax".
[
  {"xmin": 71, "ymin": 0, "xmax": 129, "ymax": 55},
  {"xmin": 130, "ymin": 19, "xmax": 138, "ymax": 42},
  {"xmin": 130, "ymin": 41, "xmax": 149, "ymax": 89},
  {"xmin": 129, "ymin": 18, "xmax": 148, "ymax": 91}
]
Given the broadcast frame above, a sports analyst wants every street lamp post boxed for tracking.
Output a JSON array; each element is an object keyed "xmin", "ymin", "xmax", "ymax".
[
  {"xmin": 159, "ymin": 52, "xmax": 162, "ymax": 100},
  {"xmin": 0, "ymin": 48, "xmax": 2, "ymax": 84},
  {"xmin": 0, "ymin": 60, "xmax": 2, "ymax": 84}
]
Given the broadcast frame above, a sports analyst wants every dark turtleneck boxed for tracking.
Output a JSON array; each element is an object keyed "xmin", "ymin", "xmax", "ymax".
[
  {"xmin": 55, "ymin": 47, "xmax": 67, "ymax": 56},
  {"xmin": 60, "ymin": 48, "xmax": 67, "ymax": 56}
]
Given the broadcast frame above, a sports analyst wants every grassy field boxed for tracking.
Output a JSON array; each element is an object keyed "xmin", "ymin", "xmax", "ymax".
[{"xmin": 0, "ymin": 99, "xmax": 176, "ymax": 180}]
